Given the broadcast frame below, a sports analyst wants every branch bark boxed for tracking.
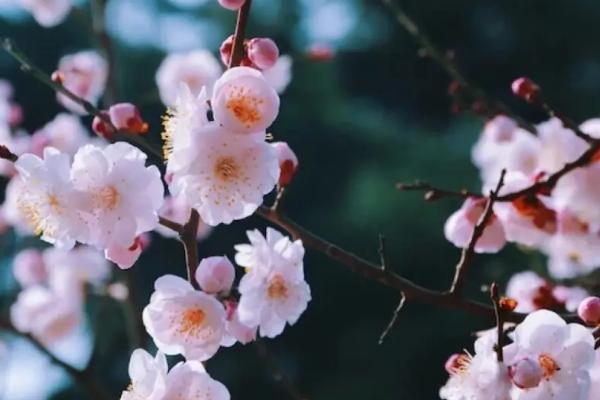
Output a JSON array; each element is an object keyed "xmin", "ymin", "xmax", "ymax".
[{"xmin": 229, "ymin": 0, "xmax": 253, "ymax": 68}]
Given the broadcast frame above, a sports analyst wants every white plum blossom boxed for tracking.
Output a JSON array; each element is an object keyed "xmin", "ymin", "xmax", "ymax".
[
  {"xmin": 156, "ymin": 50, "xmax": 222, "ymax": 107},
  {"xmin": 444, "ymin": 197, "xmax": 506, "ymax": 253},
  {"xmin": 163, "ymin": 360, "xmax": 230, "ymax": 400},
  {"xmin": 507, "ymin": 310, "xmax": 595, "ymax": 400},
  {"xmin": 235, "ymin": 228, "xmax": 311, "ymax": 338},
  {"xmin": 221, "ymin": 300, "xmax": 256, "ymax": 347},
  {"xmin": 14, "ymin": 147, "xmax": 86, "ymax": 248},
  {"xmin": 506, "ymin": 271, "xmax": 560, "ymax": 313},
  {"xmin": 212, "ymin": 66, "xmax": 280, "ymax": 135},
  {"xmin": 167, "ymin": 124, "xmax": 279, "ymax": 226},
  {"xmin": 56, "ymin": 51, "xmax": 107, "ymax": 114},
  {"xmin": 10, "ymin": 285, "xmax": 81, "ymax": 346},
  {"xmin": 262, "ymin": 54, "xmax": 293, "ymax": 94},
  {"xmin": 71, "ymin": 142, "xmax": 164, "ymax": 252},
  {"xmin": 30, "ymin": 113, "xmax": 91, "ymax": 156},
  {"xmin": 120, "ymin": 349, "xmax": 168, "ymax": 400},
  {"xmin": 553, "ymin": 163, "xmax": 600, "ymax": 232},
  {"xmin": 440, "ymin": 332, "xmax": 512, "ymax": 400},
  {"xmin": 18, "ymin": 0, "xmax": 71, "ymax": 27},
  {"xmin": 472, "ymin": 116, "xmax": 539, "ymax": 188},
  {"xmin": 552, "ymin": 285, "xmax": 589, "ymax": 313},
  {"xmin": 142, "ymin": 275, "xmax": 226, "ymax": 361},
  {"xmin": 535, "ymin": 118, "xmax": 588, "ymax": 175}
]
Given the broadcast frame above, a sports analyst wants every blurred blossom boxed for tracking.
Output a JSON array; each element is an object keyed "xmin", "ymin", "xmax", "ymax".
[
  {"xmin": 157, "ymin": 14, "xmax": 209, "ymax": 52},
  {"xmin": 299, "ymin": 0, "xmax": 356, "ymax": 44},
  {"xmin": 262, "ymin": 54, "xmax": 292, "ymax": 94},
  {"xmin": 17, "ymin": 0, "xmax": 71, "ymax": 27},
  {"xmin": 107, "ymin": 0, "xmax": 157, "ymax": 48},
  {"xmin": 56, "ymin": 51, "xmax": 108, "ymax": 114}
]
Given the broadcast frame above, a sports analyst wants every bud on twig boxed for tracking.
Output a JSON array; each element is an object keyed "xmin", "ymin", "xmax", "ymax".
[{"xmin": 511, "ymin": 77, "xmax": 540, "ymax": 104}]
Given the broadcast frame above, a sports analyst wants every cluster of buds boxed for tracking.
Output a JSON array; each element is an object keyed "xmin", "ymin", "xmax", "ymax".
[{"xmin": 92, "ymin": 102, "xmax": 148, "ymax": 140}]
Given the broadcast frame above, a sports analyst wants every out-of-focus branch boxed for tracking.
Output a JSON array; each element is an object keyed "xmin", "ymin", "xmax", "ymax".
[
  {"xmin": 229, "ymin": 0, "xmax": 253, "ymax": 68},
  {"xmin": 396, "ymin": 181, "xmax": 481, "ymax": 201},
  {"xmin": 378, "ymin": 294, "xmax": 405, "ymax": 344},
  {"xmin": 0, "ymin": 38, "xmax": 163, "ymax": 160},
  {"xmin": 449, "ymin": 170, "xmax": 506, "ymax": 295},
  {"xmin": 90, "ymin": 0, "xmax": 117, "ymax": 105},
  {"xmin": 0, "ymin": 319, "xmax": 111, "ymax": 400},
  {"xmin": 490, "ymin": 283, "xmax": 505, "ymax": 362},
  {"xmin": 380, "ymin": 0, "xmax": 536, "ymax": 133},
  {"xmin": 180, "ymin": 209, "xmax": 200, "ymax": 288}
]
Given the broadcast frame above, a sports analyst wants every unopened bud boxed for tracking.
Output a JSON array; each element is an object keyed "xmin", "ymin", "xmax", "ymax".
[
  {"xmin": 51, "ymin": 71, "xmax": 64, "ymax": 84},
  {"xmin": 195, "ymin": 256, "xmax": 235, "ymax": 294},
  {"xmin": 108, "ymin": 103, "xmax": 148, "ymax": 134},
  {"xmin": 220, "ymin": 35, "xmax": 234, "ymax": 67},
  {"xmin": 247, "ymin": 38, "xmax": 279, "ymax": 70},
  {"xmin": 499, "ymin": 297, "xmax": 518, "ymax": 312},
  {"xmin": 92, "ymin": 111, "xmax": 113, "ymax": 140},
  {"xmin": 577, "ymin": 296, "xmax": 600, "ymax": 325},
  {"xmin": 511, "ymin": 77, "xmax": 540, "ymax": 104},
  {"xmin": 218, "ymin": 0, "xmax": 246, "ymax": 10},
  {"xmin": 271, "ymin": 141, "xmax": 298, "ymax": 187}
]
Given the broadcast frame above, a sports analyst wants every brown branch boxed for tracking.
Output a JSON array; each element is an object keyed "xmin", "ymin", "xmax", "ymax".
[
  {"xmin": 490, "ymin": 283, "xmax": 505, "ymax": 362},
  {"xmin": 379, "ymin": 0, "xmax": 536, "ymax": 134},
  {"xmin": 228, "ymin": 0, "xmax": 252, "ymax": 68},
  {"xmin": 255, "ymin": 205, "xmax": 575, "ymax": 324},
  {"xmin": 254, "ymin": 339, "xmax": 308, "ymax": 400},
  {"xmin": 396, "ymin": 181, "xmax": 481, "ymax": 201},
  {"xmin": 0, "ymin": 319, "xmax": 110, "ymax": 400},
  {"xmin": 0, "ymin": 145, "xmax": 18, "ymax": 162},
  {"xmin": 378, "ymin": 294, "xmax": 405, "ymax": 345},
  {"xmin": 179, "ymin": 209, "xmax": 200, "ymax": 288},
  {"xmin": 158, "ymin": 215, "xmax": 184, "ymax": 232},
  {"xmin": 449, "ymin": 170, "xmax": 506, "ymax": 295}
]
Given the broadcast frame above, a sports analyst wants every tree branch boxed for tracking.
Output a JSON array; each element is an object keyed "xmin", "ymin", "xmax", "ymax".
[
  {"xmin": 229, "ymin": 0, "xmax": 252, "ymax": 68},
  {"xmin": 449, "ymin": 170, "xmax": 506, "ymax": 295},
  {"xmin": 180, "ymin": 209, "xmax": 200, "ymax": 288},
  {"xmin": 396, "ymin": 181, "xmax": 481, "ymax": 201}
]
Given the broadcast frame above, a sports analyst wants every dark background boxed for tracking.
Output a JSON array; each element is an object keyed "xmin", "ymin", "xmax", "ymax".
[{"xmin": 0, "ymin": 0, "xmax": 599, "ymax": 398}]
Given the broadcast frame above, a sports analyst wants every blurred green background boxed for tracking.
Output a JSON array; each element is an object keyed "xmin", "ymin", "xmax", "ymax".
[{"xmin": 1, "ymin": 0, "xmax": 600, "ymax": 399}]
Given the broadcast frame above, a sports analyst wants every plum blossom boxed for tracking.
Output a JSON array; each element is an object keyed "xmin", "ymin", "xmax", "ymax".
[
  {"xmin": 71, "ymin": 142, "xmax": 163, "ymax": 252},
  {"xmin": 14, "ymin": 147, "xmax": 86, "ymax": 248},
  {"xmin": 195, "ymin": 256, "xmax": 235, "ymax": 294},
  {"xmin": 507, "ymin": 310, "xmax": 595, "ymax": 400},
  {"xmin": 10, "ymin": 285, "xmax": 81, "ymax": 346},
  {"xmin": 212, "ymin": 66, "xmax": 280, "ymax": 134},
  {"xmin": 56, "ymin": 51, "xmax": 107, "ymax": 114},
  {"xmin": 167, "ymin": 124, "xmax": 279, "ymax": 225},
  {"xmin": 156, "ymin": 50, "xmax": 222, "ymax": 107},
  {"xmin": 163, "ymin": 360, "xmax": 230, "ymax": 400},
  {"xmin": 120, "ymin": 349, "xmax": 168, "ymax": 400},
  {"xmin": 235, "ymin": 228, "xmax": 311, "ymax": 338},
  {"xmin": 105, "ymin": 234, "xmax": 147, "ymax": 270},
  {"xmin": 12, "ymin": 248, "xmax": 47, "ymax": 287},
  {"xmin": 142, "ymin": 275, "xmax": 226, "ymax": 361},
  {"xmin": 262, "ymin": 55, "xmax": 293, "ymax": 94},
  {"xmin": 553, "ymin": 163, "xmax": 600, "ymax": 232},
  {"xmin": 30, "ymin": 113, "xmax": 91, "ymax": 156},
  {"xmin": 18, "ymin": 0, "xmax": 72, "ymax": 27},
  {"xmin": 444, "ymin": 196, "xmax": 506, "ymax": 253},
  {"xmin": 439, "ymin": 332, "xmax": 512, "ymax": 400},
  {"xmin": 221, "ymin": 300, "xmax": 256, "ymax": 347},
  {"xmin": 535, "ymin": 118, "xmax": 588, "ymax": 175},
  {"xmin": 247, "ymin": 38, "xmax": 279, "ymax": 70}
]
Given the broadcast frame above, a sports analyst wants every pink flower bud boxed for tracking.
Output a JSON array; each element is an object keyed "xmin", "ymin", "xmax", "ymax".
[
  {"xmin": 578, "ymin": 296, "xmax": 600, "ymax": 325},
  {"xmin": 195, "ymin": 256, "xmax": 235, "ymax": 294},
  {"xmin": 271, "ymin": 141, "xmax": 298, "ymax": 187},
  {"xmin": 218, "ymin": 0, "xmax": 246, "ymax": 10},
  {"xmin": 92, "ymin": 111, "xmax": 113, "ymax": 139},
  {"xmin": 444, "ymin": 353, "xmax": 466, "ymax": 374},
  {"xmin": 509, "ymin": 358, "xmax": 543, "ymax": 389},
  {"xmin": 247, "ymin": 38, "xmax": 279, "ymax": 70},
  {"xmin": 220, "ymin": 35, "xmax": 235, "ymax": 67},
  {"xmin": 511, "ymin": 77, "xmax": 540, "ymax": 103},
  {"xmin": 13, "ymin": 249, "xmax": 47, "ymax": 287},
  {"xmin": 51, "ymin": 70, "xmax": 64, "ymax": 84},
  {"xmin": 108, "ymin": 103, "xmax": 148, "ymax": 134}
]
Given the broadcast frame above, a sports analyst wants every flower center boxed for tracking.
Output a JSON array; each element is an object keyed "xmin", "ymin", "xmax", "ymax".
[
  {"xmin": 179, "ymin": 308, "xmax": 206, "ymax": 335},
  {"xmin": 538, "ymin": 354, "xmax": 560, "ymax": 379},
  {"xmin": 97, "ymin": 185, "xmax": 120, "ymax": 210},
  {"xmin": 267, "ymin": 275, "xmax": 289, "ymax": 300},
  {"xmin": 47, "ymin": 193, "xmax": 62, "ymax": 214},
  {"xmin": 17, "ymin": 197, "xmax": 44, "ymax": 236},
  {"xmin": 214, "ymin": 156, "xmax": 240, "ymax": 182},
  {"xmin": 225, "ymin": 87, "xmax": 263, "ymax": 128}
]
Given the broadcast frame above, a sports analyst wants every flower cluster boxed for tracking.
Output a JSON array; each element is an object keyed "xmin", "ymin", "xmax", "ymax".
[{"xmin": 441, "ymin": 310, "xmax": 599, "ymax": 400}]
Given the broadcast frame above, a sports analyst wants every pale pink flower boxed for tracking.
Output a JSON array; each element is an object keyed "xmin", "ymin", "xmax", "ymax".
[
  {"xmin": 14, "ymin": 147, "xmax": 87, "ymax": 248},
  {"xmin": 71, "ymin": 142, "xmax": 164, "ymax": 250},
  {"xmin": 235, "ymin": 228, "xmax": 310, "ymax": 338},
  {"xmin": 508, "ymin": 310, "xmax": 595, "ymax": 400},
  {"xmin": 105, "ymin": 235, "xmax": 146, "ymax": 270},
  {"xmin": 10, "ymin": 285, "xmax": 81, "ymax": 346},
  {"xmin": 262, "ymin": 55, "xmax": 293, "ymax": 94},
  {"xmin": 155, "ymin": 195, "xmax": 212, "ymax": 239},
  {"xmin": 553, "ymin": 163, "xmax": 600, "ymax": 232},
  {"xmin": 56, "ymin": 51, "xmax": 107, "ymax": 114},
  {"xmin": 221, "ymin": 300, "xmax": 256, "ymax": 346},
  {"xmin": 30, "ymin": 113, "xmax": 90, "ymax": 156},
  {"xmin": 553, "ymin": 285, "xmax": 589, "ymax": 313},
  {"xmin": 156, "ymin": 50, "xmax": 222, "ymax": 107},
  {"xmin": 142, "ymin": 275, "xmax": 226, "ymax": 361},
  {"xmin": 589, "ymin": 351, "xmax": 600, "ymax": 400},
  {"xmin": 108, "ymin": 103, "xmax": 149, "ymax": 134},
  {"xmin": 535, "ymin": 118, "xmax": 588, "ymax": 175},
  {"xmin": 12, "ymin": 249, "xmax": 47, "ymax": 287},
  {"xmin": 120, "ymin": 349, "xmax": 167, "ymax": 400},
  {"xmin": 212, "ymin": 66, "xmax": 280, "ymax": 134},
  {"xmin": 506, "ymin": 271, "xmax": 560, "ymax": 313},
  {"xmin": 163, "ymin": 360, "xmax": 230, "ymax": 400},
  {"xmin": 444, "ymin": 197, "xmax": 506, "ymax": 253},
  {"xmin": 167, "ymin": 124, "xmax": 279, "ymax": 226},
  {"xmin": 18, "ymin": 0, "xmax": 71, "ymax": 27}
]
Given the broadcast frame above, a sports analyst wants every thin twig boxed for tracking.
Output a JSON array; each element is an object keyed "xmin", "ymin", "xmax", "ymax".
[
  {"xmin": 378, "ymin": 234, "xmax": 389, "ymax": 270},
  {"xmin": 158, "ymin": 215, "xmax": 184, "ymax": 232},
  {"xmin": 229, "ymin": 0, "xmax": 253, "ymax": 68},
  {"xmin": 378, "ymin": 294, "xmax": 406, "ymax": 345},
  {"xmin": 254, "ymin": 339, "xmax": 308, "ymax": 400},
  {"xmin": 490, "ymin": 283, "xmax": 505, "ymax": 362},
  {"xmin": 396, "ymin": 181, "xmax": 481, "ymax": 201},
  {"xmin": 379, "ymin": 0, "xmax": 536, "ymax": 133},
  {"xmin": 449, "ymin": 170, "xmax": 506, "ymax": 295}
]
